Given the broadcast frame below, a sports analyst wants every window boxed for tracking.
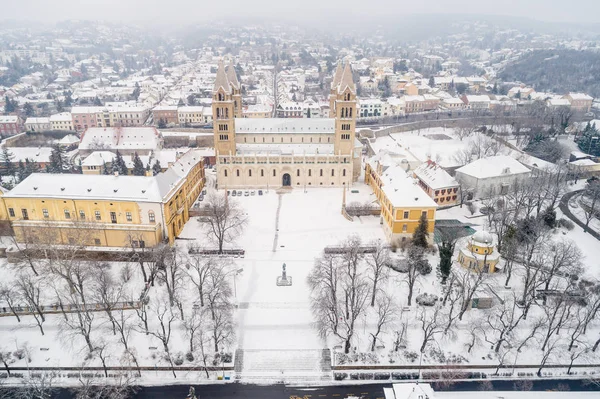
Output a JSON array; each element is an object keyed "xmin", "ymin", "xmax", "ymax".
[
  {"xmin": 273, "ymin": 169, "xmax": 276, "ymax": 177},
  {"xmin": 249, "ymin": 169, "xmax": 252, "ymax": 177},
  {"xmin": 320, "ymin": 169, "xmax": 323, "ymax": 177},
  {"xmin": 110, "ymin": 212, "xmax": 117, "ymax": 224},
  {"xmin": 149, "ymin": 211, "xmax": 155, "ymax": 223},
  {"xmin": 297, "ymin": 169, "xmax": 300, "ymax": 177},
  {"xmin": 42, "ymin": 209, "xmax": 49, "ymax": 219},
  {"xmin": 21, "ymin": 209, "xmax": 29, "ymax": 220},
  {"xmin": 422, "ymin": 211, "xmax": 427, "ymax": 218},
  {"xmin": 331, "ymin": 169, "xmax": 335, "ymax": 177},
  {"xmin": 308, "ymin": 169, "xmax": 312, "ymax": 177},
  {"xmin": 343, "ymin": 169, "xmax": 346, "ymax": 177},
  {"xmin": 94, "ymin": 238, "xmax": 101, "ymax": 246},
  {"xmin": 341, "ymin": 134, "xmax": 351, "ymax": 140},
  {"xmin": 126, "ymin": 212, "xmax": 132, "ymax": 222},
  {"xmin": 64, "ymin": 209, "xmax": 71, "ymax": 219},
  {"xmin": 7, "ymin": 208, "xmax": 14, "ymax": 217},
  {"xmin": 95, "ymin": 211, "xmax": 101, "ymax": 221},
  {"xmin": 402, "ymin": 224, "xmax": 408, "ymax": 232},
  {"xmin": 79, "ymin": 210, "xmax": 85, "ymax": 220},
  {"xmin": 236, "ymin": 169, "xmax": 240, "ymax": 177},
  {"xmin": 261, "ymin": 169, "xmax": 264, "ymax": 177},
  {"xmin": 403, "ymin": 211, "xmax": 409, "ymax": 219}
]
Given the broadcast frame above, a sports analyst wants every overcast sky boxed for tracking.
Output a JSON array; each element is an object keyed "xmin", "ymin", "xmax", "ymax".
[{"xmin": 6, "ymin": 0, "xmax": 600, "ymax": 25}]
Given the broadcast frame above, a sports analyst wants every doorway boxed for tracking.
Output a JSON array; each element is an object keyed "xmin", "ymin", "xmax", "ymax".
[{"xmin": 282, "ymin": 173, "xmax": 291, "ymax": 187}]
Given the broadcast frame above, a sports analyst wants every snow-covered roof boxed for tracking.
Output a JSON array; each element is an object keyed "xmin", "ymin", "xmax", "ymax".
[
  {"xmin": 456, "ymin": 155, "xmax": 531, "ymax": 179},
  {"xmin": 81, "ymin": 151, "xmax": 116, "ymax": 166},
  {"xmin": 465, "ymin": 95, "xmax": 490, "ymax": 103},
  {"xmin": 380, "ymin": 165, "xmax": 438, "ymax": 208},
  {"xmin": 4, "ymin": 147, "xmax": 52, "ymax": 163},
  {"xmin": 547, "ymin": 98, "xmax": 571, "ymax": 107},
  {"xmin": 49, "ymin": 112, "xmax": 72, "ymax": 122},
  {"xmin": 25, "ymin": 117, "xmax": 50, "ymax": 124},
  {"xmin": 567, "ymin": 93, "xmax": 593, "ymax": 101},
  {"xmin": 234, "ymin": 118, "xmax": 335, "ymax": 134},
  {"xmin": 79, "ymin": 127, "xmax": 162, "ymax": 151},
  {"xmin": 0, "ymin": 116, "xmax": 19, "ymax": 123},
  {"xmin": 413, "ymin": 160, "xmax": 459, "ymax": 189},
  {"xmin": 58, "ymin": 134, "xmax": 79, "ymax": 145}
]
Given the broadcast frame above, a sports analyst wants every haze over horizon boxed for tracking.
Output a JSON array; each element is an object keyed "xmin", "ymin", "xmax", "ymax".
[{"xmin": 5, "ymin": 0, "xmax": 600, "ymax": 26}]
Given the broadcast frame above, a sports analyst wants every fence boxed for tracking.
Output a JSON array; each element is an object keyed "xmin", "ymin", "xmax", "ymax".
[{"xmin": 0, "ymin": 300, "xmax": 143, "ymax": 318}]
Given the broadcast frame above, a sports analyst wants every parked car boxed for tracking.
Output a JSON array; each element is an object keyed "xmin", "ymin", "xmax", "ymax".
[
  {"xmin": 227, "ymin": 190, "xmax": 231, "ymax": 196},
  {"xmin": 244, "ymin": 191, "xmax": 249, "ymax": 196},
  {"xmin": 199, "ymin": 195, "xmax": 204, "ymax": 202},
  {"xmin": 237, "ymin": 191, "xmax": 242, "ymax": 196},
  {"xmin": 258, "ymin": 190, "xmax": 263, "ymax": 196},
  {"xmin": 251, "ymin": 190, "xmax": 255, "ymax": 196},
  {"xmin": 202, "ymin": 189, "xmax": 206, "ymax": 195},
  {"xmin": 232, "ymin": 190, "xmax": 237, "ymax": 196}
]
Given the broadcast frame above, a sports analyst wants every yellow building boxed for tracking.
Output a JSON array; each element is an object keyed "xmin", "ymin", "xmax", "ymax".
[
  {"xmin": 365, "ymin": 160, "xmax": 437, "ymax": 244},
  {"xmin": 457, "ymin": 231, "xmax": 500, "ymax": 273},
  {"xmin": 2, "ymin": 149, "xmax": 205, "ymax": 248}
]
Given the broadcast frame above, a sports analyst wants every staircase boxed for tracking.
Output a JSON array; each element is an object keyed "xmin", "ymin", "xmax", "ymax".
[{"xmin": 235, "ymin": 349, "xmax": 332, "ymax": 382}]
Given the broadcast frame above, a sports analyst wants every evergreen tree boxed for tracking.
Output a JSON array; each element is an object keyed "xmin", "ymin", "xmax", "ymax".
[
  {"xmin": 132, "ymin": 152, "xmax": 145, "ymax": 176},
  {"xmin": 25, "ymin": 158, "xmax": 39, "ymax": 177},
  {"xmin": 157, "ymin": 118, "xmax": 167, "ymax": 129},
  {"xmin": 492, "ymin": 83, "xmax": 498, "ymax": 94},
  {"xmin": 56, "ymin": 100, "xmax": 64, "ymax": 113},
  {"xmin": 63, "ymin": 91, "xmax": 73, "ymax": 107},
  {"xmin": 75, "ymin": 158, "xmax": 83, "ymax": 174},
  {"xmin": 152, "ymin": 159, "xmax": 162, "ymax": 176},
  {"xmin": 0, "ymin": 147, "xmax": 16, "ymax": 177},
  {"xmin": 113, "ymin": 151, "xmax": 128, "ymax": 175},
  {"xmin": 578, "ymin": 122, "xmax": 600, "ymax": 156},
  {"xmin": 17, "ymin": 160, "xmax": 26, "ymax": 183},
  {"xmin": 4, "ymin": 95, "xmax": 16, "ymax": 114},
  {"xmin": 93, "ymin": 97, "xmax": 103, "ymax": 106},
  {"xmin": 49, "ymin": 144, "xmax": 67, "ymax": 173},
  {"xmin": 428, "ymin": 76, "xmax": 435, "ymax": 87},
  {"xmin": 102, "ymin": 160, "xmax": 110, "ymax": 175},
  {"xmin": 132, "ymin": 82, "xmax": 141, "ymax": 101},
  {"xmin": 412, "ymin": 213, "xmax": 429, "ymax": 248},
  {"xmin": 24, "ymin": 102, "xmax": 34, "ymax": 117}
]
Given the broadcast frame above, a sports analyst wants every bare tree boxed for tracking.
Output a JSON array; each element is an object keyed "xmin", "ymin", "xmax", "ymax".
[
  {"xmin": 308, "ymin": 236, "xmax": 370, "ymax": 354},
  {"xmin": 403, "ymin": 244, "xmax": 430, "ymax": 306},
  {"xmin": 90, "ymin": 264, "xmax": 123, "ymax": 335},
  {"xmin": 12, "ymin": 372, "xmax": 57, "ymax": 399},
  {"xmin": 369, "ymin": 293, "xmax": 396, "ymax": 351},
  {"xmin": 15, "ymin": 273, "xmax": 45, "ymax": 335},
  {"xmin": 581, "ymin": 182, "xmax": 600, "ymax": 233},
  {"xmin": 70, "ymin": 372, "xmax": 138, "ymax": 399},
  {"xmin": 0, "ymin": 282, "xmax": 21, "ymax": 322},
  {"xmin": 366, "ymin": 240, "xmax": 390, "ymax": 306},
  {"xmin": 456, "ymin": 264, "xmax": 488, "ymax": 321},
  {"xmin": 200, "ymin": 192, "xmax": 248, "ymax": 253},
  {"xmin": 418, "ymin": 306, "xmax": 444, "ymax": 353},
  {"xmin": 539, "ymin": 239, "xmax": 582, "ymax": 302},
  {"xmin": 147, "ymin": 298, "xmax": 178, "ymax": 378},
  {"xmin": 483, "ymin": 295, "xmax": 525, "ymax": 353},
  {"xmin": 60, "ymin": 293, "xmax": 95, "ymax": 353},
  {"xmin": 204, "ymin": 261, "xmax": 235, "ymax": 353},
  {"xmin": 185, "ymin": 250, "xmax": 216, "ymax": 308},
  {"xmin": 537, "ymin": 335, "xmax": 562, "ymax": 376},
  {"xmin": 155, "ymin": 244, "xmax": 182, "ymax": 307}
]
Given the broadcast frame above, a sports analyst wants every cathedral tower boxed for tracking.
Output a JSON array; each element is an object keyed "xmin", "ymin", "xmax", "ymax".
[
  {"xmin": 332, "ymin": 63, "xmax": 356, "ymax": 157},
  {"xmin": 212, "ymin": 60, "xmax": 236, "ymax": 156},
  {"xmin": 227, "ymin": 59, "xmax": 243, "ymax": 118}
]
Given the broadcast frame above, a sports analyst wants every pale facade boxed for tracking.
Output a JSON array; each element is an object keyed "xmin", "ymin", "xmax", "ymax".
[
  {"xmin": 213, "ymin": 61, "xmax": 361, "ymax": 189},
  {"xmin": 50, "ymin": 112, "xmax": 74, "ymax": 131}
]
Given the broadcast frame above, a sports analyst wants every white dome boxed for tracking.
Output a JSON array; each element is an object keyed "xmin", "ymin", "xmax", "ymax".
[{"xmin": 472, "ymin": 230, "xmax": 494, "ymax": 245}]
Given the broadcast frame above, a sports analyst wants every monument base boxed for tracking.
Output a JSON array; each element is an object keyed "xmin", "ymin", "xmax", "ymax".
[{"xmin": 276, "ymin": 276, "xmax": 293, "ymax": 286}]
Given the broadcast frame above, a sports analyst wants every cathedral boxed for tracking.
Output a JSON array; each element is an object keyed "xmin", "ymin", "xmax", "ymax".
[{"xmin": 212, "ymin": 61, "xmax": 362, "ymax": 189}]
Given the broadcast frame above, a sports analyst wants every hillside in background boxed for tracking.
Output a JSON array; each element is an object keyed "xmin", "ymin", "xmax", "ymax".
[{"xmin": 499, "ymin": 49, "xmax": 600, "ymax": 98}]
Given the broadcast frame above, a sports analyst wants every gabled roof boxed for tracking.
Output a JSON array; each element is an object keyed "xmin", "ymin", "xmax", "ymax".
[
  {"xmin": 213, "ymin": 60, "xmax": 231, "ymax": 94},
  {"xmin": 226, "ymin": 60, "xmax": 240, "ymax": 90},
  {"xmin": 337, "ymin": 63, "xmax": 356, "ymax": 94}
]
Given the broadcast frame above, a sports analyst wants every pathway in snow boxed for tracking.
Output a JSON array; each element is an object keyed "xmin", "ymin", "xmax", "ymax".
[{"xmin": 272, "ymin": 193, "xmax": 283, "ymax": 252}]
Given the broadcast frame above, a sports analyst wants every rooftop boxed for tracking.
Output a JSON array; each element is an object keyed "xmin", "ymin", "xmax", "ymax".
[
  {"xmin": 456, "ymin": 155, "xmax": 531, "ymax": 179},
  {"xmin": 413, "ymin": 160, "xmax": 459, "ymax": 189},
  {"xmin": 380, "ymin": 165, "xmax": 438, "ymax": 208},
  {"xmin": 79, "ymin": 127, "xmax": 162, "ymax": 151}
]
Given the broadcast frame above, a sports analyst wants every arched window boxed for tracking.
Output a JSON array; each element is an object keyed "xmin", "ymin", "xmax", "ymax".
[
  {"xmin": 343, "ymin": 169, "xmax": 346, "ymax": 177},
  {"xmin": 320, "ymin": 169, "xmax": 323, "ymax": 177},
  {"xmin": 148, "ymin": 211, "xmax": 156, "ymax": 223},
  {"xmin": 349, "ymin": 107, "xmax": 353, "ymax": 117},
  {"xmin": 236, "ymin": 169, "xmax": 240, "ymax": 177},
  {"xmin": 224, "ymin": 170, "xmax": 228, "ymax": 177},
  {"xmin": 297, "ymin": 169, "xmax": 300, "ymax": 177},
  {"xmin": 331, "ymin": 169, "xmax": 335, "ymax": 177},
  {"xmin": 249, "ymin": 169, "xmax": 252, "ymax": 177},
  {"xmin": 273, "ymin": 169, "xmax": 276, "ymax": 177},
  {"xmin": 308, "ymin": 169, "xmax": 312, "ymax": 177},
  {"xmin": 261, "ymin": 169, "xmax": 264, "ymax": 177}
]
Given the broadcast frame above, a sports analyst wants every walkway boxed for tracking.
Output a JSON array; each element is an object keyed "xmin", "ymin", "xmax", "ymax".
[
  {"xmin": 272, "ymin": 193, "xmax": 283, "ymax": 252},
  {"xmin": 559, "ymin": 189, "xmax": 600, "ymax": 240}
]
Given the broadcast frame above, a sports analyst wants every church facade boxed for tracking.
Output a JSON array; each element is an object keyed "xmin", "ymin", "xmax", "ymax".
[{"xmin": 213, "ymin": 61, "xmax": 362, "ymax": 189}]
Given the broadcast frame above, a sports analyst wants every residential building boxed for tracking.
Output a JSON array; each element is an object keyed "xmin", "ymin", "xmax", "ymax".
[
  {"xmin": 152, "ymin": 105, "xmax": 179, "ymax": 126},
  {"xmin": 78, "ymin": 126, "xmax": 163, "ymax": 157},
  {"xmin": 25, "ymin": 117, "xmax": 51, "ymax": 132},
  {"xmin": 442, "ymin": 97, "xmax": 466, "ymax": 109},
  {"xmin": 178, "ymin": 106, "xmax": 206, "ymax": 126},
  {"xmin": 2, "ymin": 149, "xmax": 205, "ymax": 247},
  {"xmin": 413, "ymin": 160, "xmax": 460, "ymax": 206},
  {"xmin": 455, "ymin": 155, "xmax": 531, "ymax": 199},
  {"xmin": 243, "ymin": 104, "xmax": 272, "ymax": 118},
  {"xmin": 402, "ymin": 95, "xmax": 440, "ymax": 114},
  {"xmin": 461, "ymin": 94, "xmax": 491, "ymax": 110},
  {"xmin": 358, "ymin": 98, "xmax": 390, "ymax": 118},
  {"xmin": 71, "ymin": 105, "xmax": 150, "ymax": 131},
  {"xmin": 214, "ymin": 61, "xmax": 361, "ymax": 189},
  {"xmin": 564, "ymin": 93, "xmax": 594, "ymax": 113},
  {"xmin": 365, "ymin": 161, "xmax": 437, "ymax": 244},
  {"xmin": 50, "ymin": 112, "xmax": 74, "ymax": 131},
  {"xmin": 0, "ymin": 116, "xmax": 22, "ymax": 136}
]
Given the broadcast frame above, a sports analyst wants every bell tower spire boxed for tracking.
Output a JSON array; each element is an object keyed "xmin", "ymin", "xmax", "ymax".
[
  {"xmin": 212, "ymin": 60, "xmax": 236, "ymax": 156},
  {"xmin": 333, "ymin": 62, "xmax": 356, "ymax": 157}
]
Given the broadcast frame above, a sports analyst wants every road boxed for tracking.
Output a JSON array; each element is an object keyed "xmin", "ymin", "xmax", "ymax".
[
  {"xmin": 559, "ymin": 189, "xmax": 600, "ymax": 240},
  {"xmin": 19, "ymin": 379, "xmax": 598, "ymax": 399}
]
